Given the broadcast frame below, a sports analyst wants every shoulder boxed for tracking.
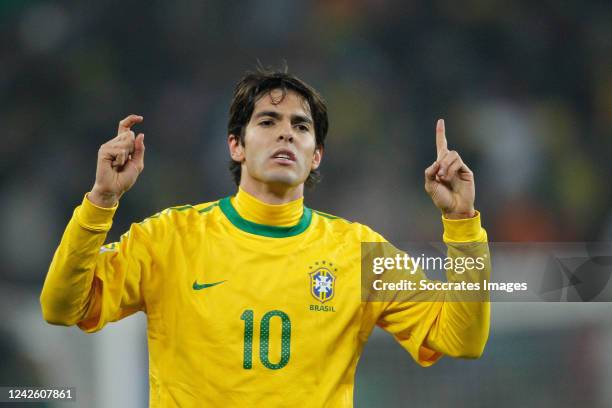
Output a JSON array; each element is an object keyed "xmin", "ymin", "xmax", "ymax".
[
  {"xmin": 310, "ymin": 209, "xmax": 387, "ymax": 243},
  {"xmin": 134, "ymin": 199, "xmax": 222, "ymax": 233}
]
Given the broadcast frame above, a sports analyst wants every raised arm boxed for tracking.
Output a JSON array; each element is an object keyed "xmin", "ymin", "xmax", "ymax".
[
  {"xmin": 373, "ymin": 120, "xmax": 490, "ymax": 365},
  {"xmin": 40, "ymin": 115, "xmax": 150, "ymax": 331}
]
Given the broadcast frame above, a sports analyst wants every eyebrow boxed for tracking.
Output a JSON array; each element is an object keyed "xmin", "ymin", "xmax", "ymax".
[{"xmin": 253, "ymin": 110, "xmax": 313, "ymax": 125}]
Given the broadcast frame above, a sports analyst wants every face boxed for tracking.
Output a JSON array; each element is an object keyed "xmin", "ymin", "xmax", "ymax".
[{"xmin": 229, "ymin": 89, "xmax": 322, "ymax": 189}]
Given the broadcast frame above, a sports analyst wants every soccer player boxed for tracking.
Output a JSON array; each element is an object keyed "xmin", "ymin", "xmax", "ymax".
[{"xmin": 41, "ymin": 70, "xmax": 490, "ymax": 407}]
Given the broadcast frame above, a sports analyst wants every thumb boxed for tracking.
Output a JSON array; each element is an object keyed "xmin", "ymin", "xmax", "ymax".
[
  {"xmin": 424, "ymin": 161, "xmax": 439, "ymax": 194},
  {"xmin": 131, "ymin": 133, "xmax": 145, "ymax": 171},
  {"xmin": 424, "ymin": 161, "xmax": 439, "ymax": 182}
]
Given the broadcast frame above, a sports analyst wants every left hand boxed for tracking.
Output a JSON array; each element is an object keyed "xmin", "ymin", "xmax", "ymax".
[{"xmin": 424, "ymin": 119, "xmax": 475, "ymax": 219}]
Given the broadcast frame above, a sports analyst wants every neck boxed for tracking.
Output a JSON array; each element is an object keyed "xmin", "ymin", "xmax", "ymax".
[
  {"xmin": 238, "ymin": 179, "xmax": 304, "ymax": 205},
  {"xmin": 231, "ymin": 186, "xmax": 304, "ymax": 227}
]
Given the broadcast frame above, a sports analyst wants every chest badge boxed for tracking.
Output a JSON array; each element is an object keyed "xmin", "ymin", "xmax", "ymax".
[{"xmin": 309, "ymin": 261, "xmax": 337, "ymax": 303}]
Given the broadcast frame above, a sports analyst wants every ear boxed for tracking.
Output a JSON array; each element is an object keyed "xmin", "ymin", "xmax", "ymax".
[
  {"xmin": 311, "ymin": 145, "xmax": 323, "ymax": 170},
  {"xmin": 228, "ymin": 134, "xmax": 245, "ymax": 162}
]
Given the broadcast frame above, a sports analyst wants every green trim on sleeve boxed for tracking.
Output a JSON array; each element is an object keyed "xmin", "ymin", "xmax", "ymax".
[
  {"xmin": 198, "ymin": 203, "xmax": 219, "ymax": 213},
  {"xmin": 313, "ymin": 210, "xmax": 352, "ymax": 223},
  {"xmin": 170, "ymin": 204, "xmax": 195, "ymax": 212}
]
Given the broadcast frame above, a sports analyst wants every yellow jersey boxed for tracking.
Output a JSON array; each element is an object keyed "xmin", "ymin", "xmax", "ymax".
[{"xmin": 41, "ymin": 187, "xmax": 490, "ymax": 407}]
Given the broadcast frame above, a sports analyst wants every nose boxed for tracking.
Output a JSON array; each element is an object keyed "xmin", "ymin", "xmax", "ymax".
[
  {"xmin": 278, "ymin": 134, "xmax": 294, "ymax": 143},
  {"xmin": 277, "ymin": 123, "xmax": 294, "ymax": 143}
]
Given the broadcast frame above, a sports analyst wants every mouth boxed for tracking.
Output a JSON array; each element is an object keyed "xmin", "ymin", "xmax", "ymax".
[{"xmin": 270, "ymin": 149, "xmax": 297, "ymax": 164}]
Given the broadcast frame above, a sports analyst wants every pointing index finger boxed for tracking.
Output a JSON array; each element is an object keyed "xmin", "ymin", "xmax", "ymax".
[
  {"xmin": 436, "ymin": 118, "xmax": 448, "ymax": 160},
  {"xmin": 118, "ymin": 114, "xmax": 143, "ymax": 134}
]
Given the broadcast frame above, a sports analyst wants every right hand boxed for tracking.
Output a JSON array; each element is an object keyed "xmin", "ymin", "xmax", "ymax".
[{"xmin": 89, "ymin": 114, "xmax": 145, "ymax": 208}]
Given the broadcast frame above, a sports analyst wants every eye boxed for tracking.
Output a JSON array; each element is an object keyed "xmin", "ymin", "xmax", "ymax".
[
  {"xmin": 259, "ymin": 120, "xmax": 274, "ymax": 127},
  {"xmin": 295, "ymin": 124, "xmax": 310, "ymax": 132}
]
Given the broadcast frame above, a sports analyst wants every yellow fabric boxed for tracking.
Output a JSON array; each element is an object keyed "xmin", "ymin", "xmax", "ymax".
[
  {"xmin": 442, "ymin": 210, "xmax": 487, "ymax": 242},
  {"xmin": 78, "ymin": 193, "xmax": 118, "ymax": 231},
  {"xmin": 231, "ymin": 187, "xmax": 304, "ymax": 227},
  {"xmin": 41, "ymin": 193, "xmax": 490, "ymax": 408},
  {"xmin": 375, "ymin": 212, "xmax": 490, "ymax": 366}
]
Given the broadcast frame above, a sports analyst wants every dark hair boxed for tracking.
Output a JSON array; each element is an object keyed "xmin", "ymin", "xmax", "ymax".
[{"xmin": 227, "ymin": 68, "xmax": 328, "ymax": 187}]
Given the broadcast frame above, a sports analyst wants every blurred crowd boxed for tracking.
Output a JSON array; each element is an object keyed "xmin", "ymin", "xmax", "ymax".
[{"xmin": 1, "ymin": 1, "xmax": 611, "ymax": 286}]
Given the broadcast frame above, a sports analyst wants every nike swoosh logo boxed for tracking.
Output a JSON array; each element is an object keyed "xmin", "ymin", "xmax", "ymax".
[{"xmin": 192, "ymin": 280, "xmax": 227, "ymax": 290}]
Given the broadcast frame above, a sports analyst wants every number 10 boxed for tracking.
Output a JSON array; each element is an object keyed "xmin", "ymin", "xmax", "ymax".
[{"xmin": 241, "ymin": 309, "xmax": 291, "ymax": 370}]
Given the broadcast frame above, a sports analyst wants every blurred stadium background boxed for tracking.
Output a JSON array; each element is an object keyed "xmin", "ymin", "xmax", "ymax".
[{"xmin": 1, "ymin": 1, "xmax": 611, "ymax": 407}]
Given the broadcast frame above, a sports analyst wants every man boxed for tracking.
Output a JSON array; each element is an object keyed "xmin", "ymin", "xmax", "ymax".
[{"xmin": 41, "ymin": 69, "xmax": 490, "ymax": 407}]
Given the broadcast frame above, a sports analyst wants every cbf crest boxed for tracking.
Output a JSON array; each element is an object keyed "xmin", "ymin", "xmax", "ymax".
[{"xmin": 309, "ymin": 261, "xmax": 337, "ymax": 303}]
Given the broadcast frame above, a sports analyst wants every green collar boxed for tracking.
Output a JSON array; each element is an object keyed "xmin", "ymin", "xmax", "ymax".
[{"xmin": 219, "ymin": 196, "xmax": 312, "ymax": 238}]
